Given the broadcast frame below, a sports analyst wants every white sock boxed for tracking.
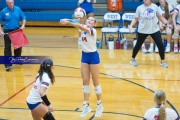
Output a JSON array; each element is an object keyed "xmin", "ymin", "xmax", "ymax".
[
  {"xmin": 150, "ymin": 43, "xmax": 154, "ymax": 47},
  {"xmin": 97, "ymin": 100, "xmax": 102, "ymax": 105},
  {"xmin": 167, "ymin": 43, "xmax": 170, "ymax": 47}
]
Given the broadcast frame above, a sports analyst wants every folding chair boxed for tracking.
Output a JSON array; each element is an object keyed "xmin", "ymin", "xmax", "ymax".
[
  {"xmin": 101, "ymin": 12, "xmax": 121, "ymax": 48},
  {"xmin": 119, "ymin": 13, "xmax": 137, "ymax": 44}
]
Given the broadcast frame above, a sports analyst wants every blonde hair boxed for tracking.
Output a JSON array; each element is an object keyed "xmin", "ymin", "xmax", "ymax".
[{"xmin": 154, "ymin": 90, "xmax": 166, "ymax": 120}]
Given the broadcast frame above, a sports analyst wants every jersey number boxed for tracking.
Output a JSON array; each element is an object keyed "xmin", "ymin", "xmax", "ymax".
[{"xmin": 82, "ymin": 37, "xmax": 87, "ymax": 42}]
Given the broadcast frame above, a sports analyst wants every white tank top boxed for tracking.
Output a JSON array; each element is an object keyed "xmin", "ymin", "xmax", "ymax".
[{"xmin": 174, "ymin": 4, "xmax": 180, "ymax": 24}]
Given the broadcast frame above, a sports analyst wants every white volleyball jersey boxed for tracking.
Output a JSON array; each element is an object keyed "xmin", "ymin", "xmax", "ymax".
[
  {"xmin": 159, "ymin": 4, "xmax": 174, "ymax": 19},
  {"xmin": 143, "ymin": 107, "xmax": 179, "ymax": 120},
  {"xmin": 174, "ymin": 4, "xmax": 180, "ymax": 24},
  {"xmin": 158, "ymin": 4, "xmax": 174, "ymax": 26},
  {"xmin": 166, "ymin": 0, "xmax": 178, "ymax": 8},
  {"xmin": 80, "ymin": 25, "xmax": 97, "ymax": 52},
  {"xmin": 27, "ymin": 72, "xmax": 51, "ymax": 104}
]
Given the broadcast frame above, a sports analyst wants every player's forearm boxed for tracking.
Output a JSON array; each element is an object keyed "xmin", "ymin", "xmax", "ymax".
[{"xmin": 22, "ymin": 20, "xmax": 26, "ymax": 25}]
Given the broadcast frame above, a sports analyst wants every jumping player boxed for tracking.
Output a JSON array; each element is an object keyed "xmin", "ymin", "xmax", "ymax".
[
  {"xmin": 60, "ymin": 17, "xmax": 103, "ymax": 118},
  {"xmin": 26, "ymin": 59, "xmax": 55, "ymax": 120}
]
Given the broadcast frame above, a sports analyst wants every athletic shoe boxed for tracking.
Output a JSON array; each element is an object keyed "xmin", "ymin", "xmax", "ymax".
[
  {"xmin": 142, "ymin": 46, "xmax": 148, "ymax": 53},
  {"xmin": 78, "ymin": 38, "xmax": 81, "ymax": 46},
  {"xmin": 120, "ymin": 38, "xmax": 127, "ymax": 44},
  {"xmin": 165, "ymin": 46, "xmax": 170, "ymax": 53},
  {"xmin": 160, "ymin": 61, "xmax": 168, "ymax": 68},
  {"xmin": 148, "ymin": 46, "xmax": 154, "ymax": 53},
  {"xmin": 5, "ymin": 66, "xmax": 11, "ymax": 71},
  {"xmin": 130, "ymin": 60, "xmax": 137, "ymax": 66},
  {"xmin": 94, "ymin": 104, "xmax": 104, "ymax": 118},
  {"xmin": 79, "ymin": 103, "xmax": 92, "ymax": 118},
  {"xmin": 174, "ymin": 46, "xmax": 178, "ymax": 53}
]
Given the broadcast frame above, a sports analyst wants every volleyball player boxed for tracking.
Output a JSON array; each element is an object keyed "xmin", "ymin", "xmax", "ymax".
[
  {"xmin": 60, "ymin": 17, "xmax": 103, "ymax": 118},
  {"xmin": 26, "ymin": 59, "xmax": 55, "ymax": 120},
  {"xmin": 143, "ymin": 90, "xmax": 179, "ymax": 120}
]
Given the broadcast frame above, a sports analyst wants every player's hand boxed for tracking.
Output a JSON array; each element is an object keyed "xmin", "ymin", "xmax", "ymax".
[
  {"xmin": 0, "ymin": 31, "xmax": 5, "ymax": 37},
  {"xmin": 59, "ymin": 19, "xmax": 69, "ymax": 25},
  {"xmin": 20, "ymin": 25, "xmax": 25, "ymax": 30},
  {"xmin": 48, "ymin": 104, "xmax": 54, "ymax": 112}
]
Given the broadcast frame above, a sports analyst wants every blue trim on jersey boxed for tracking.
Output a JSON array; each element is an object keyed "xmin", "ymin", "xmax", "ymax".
[
  {"xmin": 81, "ymin": 51, "xmax": 100, "ymax": 64},
  {"xmin": 80, "ymin": 1, "xmax": 94, "ymax": 14},
  {"xmin": 0, "ymin": 6, "xmax": 26, "ymax": 30},
  {"xmin": 26, "ymin": 102, "xmax": 41, "ymax": 110}
]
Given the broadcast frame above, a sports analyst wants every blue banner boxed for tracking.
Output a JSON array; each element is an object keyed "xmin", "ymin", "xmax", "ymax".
[{"xmin": 0, "ymin": 56, "xmax": 49, "ymax": 64}]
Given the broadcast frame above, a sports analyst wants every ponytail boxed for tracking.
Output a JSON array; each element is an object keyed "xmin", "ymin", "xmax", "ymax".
[
  {"xmin": 164, "ymin": 2, "xmax": 170, "ymax": 20},
  {"xmin": 38, "ymin": 59, "xmax": 55, "ymax": 84},
  {"xmin": 158, "ymin": 101, "xmax": 166, "ymax": 120}
]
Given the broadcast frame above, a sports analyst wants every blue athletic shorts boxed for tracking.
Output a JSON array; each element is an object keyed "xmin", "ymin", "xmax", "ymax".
[
  {"xmin": 27, "ymin": 102, "xmax": 41, "ymax": 110},
  {"xmin": 80, "ymin": 3, "xmax": 94, "ymax": 14},
  {"xmin": 81, "ymin": 51, "xmax": 100, "ymax": 64}
]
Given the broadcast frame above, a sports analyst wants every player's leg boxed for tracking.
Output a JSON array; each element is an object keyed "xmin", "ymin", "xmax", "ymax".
[
  {"xmin": 80, "ymin": 52, "xmax": 92, "ymax": 118},
  {"xmin": 3, "ymin": 33, "xmax": 12, "ymax": 71},
  {"xmin": 172, "ymin": 24, "xmax": 180, "ymax": 53},
  {"xmin": 151, "ymin": 31, "xmax": 168, "ymax": 68},
  {"xmin": 90, "ymin": 51, "xmax": 103, "ymax": 117},
  {"xmin": 165, "ymin": 26, "xmax": 173, "ymax": 53},
  {"xmin": 130, "ymin": 33, "xmax": 148, "ymax": 66},
  {"xmin": 31, "ymin": 103, "xmax": 55, "ymax": 120},
  {"xmin": 31, "ymin": 111, "xmax": 41, "ymax": 120}
]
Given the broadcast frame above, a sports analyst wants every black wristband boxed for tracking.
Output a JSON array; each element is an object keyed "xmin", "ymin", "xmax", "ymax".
[{"xmin": 41, "ymin": 95, "xmax": 51, "ymax": 106}]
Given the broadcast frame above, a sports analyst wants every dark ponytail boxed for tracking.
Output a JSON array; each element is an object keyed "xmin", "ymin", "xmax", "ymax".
[{"xmin": 38, "ymin": 59, "xmax": 55, "ymax": 84}]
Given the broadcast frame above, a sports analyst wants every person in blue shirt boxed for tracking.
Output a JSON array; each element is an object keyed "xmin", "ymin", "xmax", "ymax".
[
  {"xmin": 0, "ymin": 0, "xmax": 26, "ymax": 71},
  {"xmin": 77, "ymin": 0, "xmax": 95, "ymax": 45}
]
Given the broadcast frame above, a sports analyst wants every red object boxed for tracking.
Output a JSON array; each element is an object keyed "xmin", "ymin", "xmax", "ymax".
[
  {"xmin": 115, "ymin": 40, "xmax": 120, "ymax": 49},
  {"xmin": 8, "ymin": 29, "xmax": 29, "ymax": 49},
  {"xmin": 107, "ymin": 0, "xmax": 122, "ymax": 12}
]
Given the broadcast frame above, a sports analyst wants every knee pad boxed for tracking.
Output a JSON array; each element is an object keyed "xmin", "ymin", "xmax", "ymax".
[
  {"xmin": 82, "ymin": 85, "xmax": 90, "ymax": 93},
  {"xmin": 172, "ymin": 33, "xmax": 179, "ymax": 39},
  {"xmin": 94, "ymin": 85, "xmax": 102, "ymax": 94},
  {"xmin": 43, "ymin": 112, "xmax": 55, "ymax": 120},
  {"xmin": 166, "ymin": 28, "xmax": 172, "ymax": 34}
]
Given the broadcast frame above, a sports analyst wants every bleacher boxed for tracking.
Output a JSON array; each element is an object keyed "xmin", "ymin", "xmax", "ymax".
[{"xmin": 0, "ymin": 0, "xmax": 143, "ymax": 27}]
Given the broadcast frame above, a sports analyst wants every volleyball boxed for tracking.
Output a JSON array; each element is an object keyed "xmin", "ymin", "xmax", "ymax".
[{"xmin": 74, "ymin": 7, "xmax": 86, "ymax": 18}]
